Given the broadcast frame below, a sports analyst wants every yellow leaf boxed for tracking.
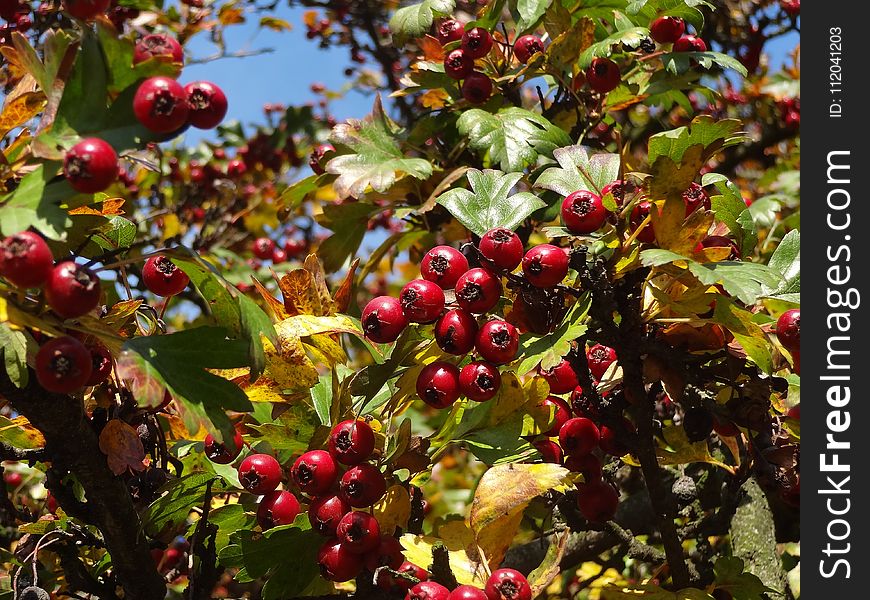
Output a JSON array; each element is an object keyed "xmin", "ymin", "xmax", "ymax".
[
  {"xmin": 0, "ymin": 416, "xmax": 46, "ymax": 448},
  {"xmin": 400, "ymin": 521, "xmax": 488, "ymax": 586},
  {"xmin": 487, "ymin": 372, "xmax": 528, "ymax": 426},
  {"xmin": 161, "ymin": 214, "xmax": 180, "ymax": 241},
  {"xmin": 98, "ymin": 419, "xmax": 146, "ymax": 475},
  {"xmin": 263, "ymin": 335, "xmax": 319, "ymax": 393},
  {"xmin": 303, "ymin": 254, "xmax": 336, "ymax": 315},
  {"xmin": 0, "ymin": 89, "xmax": 45, "ymax": 136},
  {"xmin": 623, "ymin": 425, "xmax": 734, "ymax": 473},
  {"xmin": 279, "ymin": 269, "xmax": 322, "ymax": 317},
  {"xmin": 69, "ymin": 197, "xmax": 126, "ymax": 216},
  {"xmin": 420, "ymin": 89, "xmax": 449, "ymax": 109},
  {"xmin": 373, "ymin": 485, "xmax": 411, "ymax": 536},
  {"xmin": 218, "ymin": 5, "xmax": 245, "ymax": 25},
  {"xmin": 260, "ymin": 16, "xmax": 292, "ymax": 31}
]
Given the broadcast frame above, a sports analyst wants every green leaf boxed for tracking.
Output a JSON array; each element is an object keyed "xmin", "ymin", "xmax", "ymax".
[
  {"xmin": 648, "ymin": 117, "xmax": 744, "ymax": 166},
  {"xmin": 661, "ymin": 51, "xmax": 749, "ymax": 77},
  {"xmin": 535, "ymin": 145, "xmax": 621, "ymax": 197},
  {"xmin": 311, "ymin": 372, "xmax": 333, "ymax": 426},
  {"xmin": 96, "ymin": 20, "xmax": 178, "ymax": 94},
  {"xmin": 458, "ymin": 108, "xmax": 570, "ymax": 173},
  {"xmin": 0, "ymin": 324, "xmax": 31, "ymax": 388},
  {"xmin": 761, "ymin": 229, "xmax": 800, "ymax": 303},
  {"xmin": 514, "ymin": 0, "xmax": 553, "ymax": 33},
  {"xmin": 389, "ymin": 0, "xmax": 456, "ymax": 40},
  {"xmin": 516, "ymin": 294, "xmax": 591, "ymax": 375},
  {"xmin": 436, "ymin": 169, "xmax": 545, "ymax": 237},
  {"xmin": 92, "ymin": 216, "xmax": 137, "ymax": 251},
  {"xmin": 278, "ymin": 174, "xmax": 326, "ymax": 211},
  {"xmin": 248, "ymin": 404, "xmax": 317, "ymax": 454},
  {"xmin": 712, "ymin": 299, "xmax": 773, "ymax": 373},
  {"xmin": 713, "ymin": 557, "xmax": 779, "ymax": 600},
  {"xmin": 703, "ymin": 173, "xmax": 757, "ymax": 255},
  {"xmin": 0, "ymin": 164, "xmax": 72, "ymax": 240},
  {"xmin": 463, "ymin": 413, "xmax": 535, "ymax": 465},
  {"xmin": 208, "ymin": 504, "xmax": 257, "ymax": 554},
  {"xmin": 53, "ymin": 29, "xmax": 108, "ymax": 136},
  {"xmin": 578, "ymin": 27, "xmax": 650, "ymax": 68},
  {"xmin": 142, "ymin": 473, "xmax": 220, "ymax": 538},
  {"xmin": 627, "ymin": 0, "xmax": 710, "ymax": 31},
  {"xmin": 317, "ymin": 201, "xmax": 379, "ymax": 272}
]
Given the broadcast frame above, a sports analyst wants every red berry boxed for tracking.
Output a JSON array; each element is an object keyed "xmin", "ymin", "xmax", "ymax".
[
  {"xmin": 585, "ymin": 58, "xmax": 621, "ymax": 93},
  {"xmin": 461, "ymin": 73, "xmax": 493, "ymax": 104},
  {"xmin": 45, "ymin": 262, "xmax": 101, "ymax": 319},
  {"xmin": 309, "ymin": 494, "xmax": 351, "ymax": 536},
  {"xmin": 513, "ymin": 35, "xmax": 544, "ymax": 64},
  {"xmin": 444, "ymin": 49, "xmax": 474, "ymax": 80},
  {"xmin": 434, "ymin": 309, "xmax": 479, "ymax": 355},
  {"xmin": 257, "ymin": 490, "xmax": 300, "ymax": 529},
  {"xmin": 522, "ymin": 244, "xmax": 569, "ymax": 288},
  {"xmin": 682, "ymin": 182, "xmax": 710, "ymax": 215},
  {"xmin": 329, "ymin": 420, "xmax": 376, "ymax": 465},
  {"xmin": 436, "ymin": 19, "xmax": 464, "ymax": 45},
  {"xmin": 133, "ymin": 34, "xmax": 183, "ymax": 65},
  {"xmin": 365, "ymin": 535, "xmax": 404, "ymax": 573},
  {"xmin": 63, "ymin": 138, "xmax": 118, "ymax": 194},
  {"xmin": 336, "ymin": 510, "xmax": 381, "ymax": 554},
  {"xmin": 601, "ymin": 180, "xmax": 636, "ymax": 206},
  {"xmin": 252, "ymin": 237, "xmax": 275, "ymax": 260},
  {"xmin": 792, "ymin": 349, "xmax": 800, "ymax": 375},
  {"xmin": 455, "ymin": 268, "xmax": 502, "ymax": 314},
  {"xmin": 237, "ymin": 453, "xmax": 282, "ymax": 495},
  {"xmin": 459, "ymin": 361, "xmax": 501, "ymax": 402},
  {"xmin": 450, "ymin": 586, "xmax": 489, "ymax": 600},
  {"xmin": 409, "ymin": 581, "xmax": 450, "ymax": 600},
  {"xmin": 226, "ymin": 158, "xmax": 247, "ymax": 179},
  {"xmin": 485, "ymin": 568, "xmax": 532, "ymax": 600},
  {"xmin": 309, "ymin": 143, "xmax": 335, "ymax": 175},
  {"xmin": 629, "ymin": 200, "xmax": 656, "ymax": 243},
  {"xmin": 538, "ymin": 395, "xmax": 571, "ymax": 437},
  {"xmin": 559, "ymin": 417, "xmax": 600, "ymax": 457},
  {"xmin": 538, "ymin": 359, "xmax": 578, "ymax": 394},
  {"xmin": 393, "ymin": 561, "xmax": 429, "ymax": 591},
  {"xmin": 649, "ymin": 16, "xmax": 685, "ymax": 44},
  {"xmin": 776, "ymin": 308, "xmax": 800, "ymax": 352},
  {"xmin": 570, "ymin": 386, "xmax": 600, "ymax": 419},
  {"xmin": 479, "ymin": 228, "xmax": 523, "ymax": 272},
  {"xmin": 416, "ymin": 361, "xmax": 461, "ymax": 408},
  {"xmin": 599, "ymin": 419, "xmax": 632, "ymax": 456},
  {"xmin": 4, "ymin": 471, "xmax": 22, "ymax": 487},
  {"xmin": 339, "ymin": 463, "xmax": 387, "ymax": 508},
  {"xmin": 565, "ymin": 453, "xmax": 602, "ymax": 480},
  {"xmin": 561, "ymin": 190, "xmax": 607, "ymax": 234},
  {"xmin": 318, "ymin": 538, "xmax": 363, "ymax": 582},
  {"xmin": 475, "ymin": 320, "xmax": 518, "ymax": 365},
  {"xmin": 674, "ymin": 35, "xmax": 707, "ymax": 52},
  {"xmin": 533, "ymin": 439, "xmax": 563, "ymax": 464},
  {"xmin": 35, "ymin": 336, "xmax": 93, "ymax": 393},
  {"xmin": 133, "ymin": 76, "xmax": 190, "ymax": 134},
  {"xmin": 401, "ymin": 279, "xmax": 446, "ymax": 323},
  {"xmin": 85, "ymin": 341, "xmax": 113, "ymax": 386},
  {"xmin": 291, "ymin": 450, "xmax": 338, "ymax": 495},
  {"xmin": 184, "ymin": 81, "xmax": 228, "ymax": 129},
  {"xmin": 362, "ymin": 296, "xmax": 408, "ymax": 344},
  {"xmin": 462, "ymin": 27, "xmax": 492, "ymax": 59},
  {"xmin": 576, "ymin": 480, "xmax": 619, "ymax": 522},
  {"xmin": 0, "ymin": 231, "xmax": 54, "ymax": 288},
  {"xmin": 283, "ymin": 238, "xmax": 306, "ymax": 257},
  {"xmin": 204, "ymin": 430, "xmax": 244, "ymax": 464},
  {"xmin": 712, "ymin": 417, "xmax": 739, "ymax": 438},
  {"xmin": 587, "ymin": 344, "xmax": 617, "ymax": 380},
  {"xmin": 421, "ymin": 246, "xmax": 469, "ymax": 289},
  {"xmin": 63, "ymin": 0, "xmax": 110, "ymax": 20},
  {"xmin": 142, "ymin": 255, "xmax": 189, "ymax": 296}
]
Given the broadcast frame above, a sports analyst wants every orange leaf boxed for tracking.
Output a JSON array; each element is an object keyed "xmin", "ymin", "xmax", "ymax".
[
  {"xmin": 98, "ymin": 419, "xmax": 146, "ymax": 475},
  {"xmin": 333, "ymin": 258, "xmax": 359, "ymax": 313},
  {"xmin": 279, "ymin": 269, "xmax": 321, "ymax": 317},
  {"xmin": 69, "ymin": 197, "xmax": 126, "ymax": 216},
  {"xmin": 0, "ymin": 90, "xmax": 45, "ymax": 136},
  {"xmin": 419, "ymin": 35, "xmax": 445, "ymax": 62},
  {"xmin": 252, "ymin": 276, "xmax": 289, "ymax": 321}
]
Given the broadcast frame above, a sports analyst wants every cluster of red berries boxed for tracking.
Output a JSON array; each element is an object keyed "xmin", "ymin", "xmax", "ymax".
[
  {"xmin": 778, "ymin": 97, "xmax": 800, "ymax": 129},
  {"xmin": 775, "ymin": 308, "xmax": 799, "ymax": 374},
  {"xmin": 649, "ymin": 15, "xmax": 707, "ymax": 53},
  {"xmin": 0, "ymin": 0, "xmax": 31, "ymax": 44},
  {"xmin": 401, "ymin": 568, "xmax": 533, "ymax": 600},
  {"xmin": 437, "ymin": 21, "xmax": 494, "ymax": 104},
  {"xmin": 251, "ymin": 233, "xmax": 309, "ymax": 265}
]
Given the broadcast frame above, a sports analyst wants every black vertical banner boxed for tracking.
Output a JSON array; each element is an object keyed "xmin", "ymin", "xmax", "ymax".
[{"xmin": 802, "ymin": 3, "xmax": 868, "ymax": 596}]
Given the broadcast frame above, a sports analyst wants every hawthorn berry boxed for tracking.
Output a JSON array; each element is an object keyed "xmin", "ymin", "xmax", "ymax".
[
  {"xmin": 308, "ymin": 494, "xmax": 351, "ymax": 536},
  {"xmin": 85, "ymin": 342, "xmax": 113, "ymax": 386},
  {"xmin": 455, "ymin": 268, "xmax": 502, "ymax": 314},
  {"xmin": 339, "ymin": 463, "xmax": 387, "ymax": 508},
  {"xmin": 461, "ymin": 27, "xmax": 492, "ymax": 59},
  {"xmin": 226, "ymin": 158, "xmax": 247, "ymax": 179},
  {"xmin": 585, "ymin": 58, "xmax": 621, "ymax": 94},
  {"xmin": 421, "ymin": 245, "xmax": 469, "ymax": 289},
  {"xmin": 45, "ymin": 262, "xmax": 101, "ymax": 319},
  {"xmin": 133, "ymin": 34, "xmax": 183, "ymax": 65},
  {"xmin": 434, "ymin": 309, "xmax": 478, "ymax": 355},
  {"xmin": 485, "ymin": 568, "xmax": 532, "ymax": 600},
  {"xmin": 587, "ymin": 344, "xmax": 617, "ymax": 380},
  {"xmin": 513, "ymin": 35, "xmax": 544, "ymax": 64},
  {"xmin": 674, "ymin": 34, "xmax": 707, "ymax": 52},
  {"xmin": 237, "ymin": 453, "xmax": 282, "ymax": 495},
  {"xmin": 561, "ymin": 190, "xmax": 607, "ymax": 234},
  {"xmin": 317, "ymin": 538, "xmax": 363, "ymax": 582},
  {"xmin": 462, "ymin": 73, "xmax": 493, "ymax": 104},
  {"xmin": 576, "ymin": 480, "xmax": 619, "ymax": 522},
  {"xmin": 436, "ymin": 19, "xmax": 464, "ymax": 45},
  {"xmin": 712, "ymin": 417, "xmax": 739, "ymax": 438},
  {"xmin": 599, "ymin": 419, "xmax": 632, "ymax": 456},
  {"xmin": 649, "ymin": 16, "xmax": 685, "ymax": 44},
  {"xmin": 393, "ymin": 561, "xmax": 429, "ymax": 591},
  {"xmin": 63, "ymin": 0, "xmax": 110, "ymax": 20},
  {"xmin": 133, "ymin": 76, "xmax": 190, "ymax": 134},
  {"xmin": 184, "ymin": 81, "xmax": 228, "ymax": 129},
  {"xmin": 444, "ymin": 49, "xmax": 474, "ymax": 80},
  {"xmin": 328, "ymin": 419, "xmax": 376, "ymax": 465},
  {"xmin": 63, "ymin": 138, "xmax": 118, "ymax": 194},
  {"xmin": 142, "ymin": 256, "xmax": 190, "ymax": 296},
  {"xmin": 538, "ymin": 395, "xmax": 571, "ymax": 437},
  {"xmin": 252, "ymin": 237, "xmax": 275, "ymax": 260},
  {"xmin": 559, "ymin": 417, "xmax": 600, "ymax": 457},
  {"xmin": 416, "ymin": 361, "xmax": 461, "ymax": 408},
  {"xmin": 533, "ymin": 439, "xmax": 563, "ymax": 464},
  {"xmin": 792, "ymin": 350, "xmax": 800, "ymax": 375},
  {"xmin": 776, "ymin": 308, "xmax": 800, "ymax": 352},
  {"xmin": 204, "ymin": 430, "xmax": 244, "ymax": 464},
  {"xmin": 257, "ymin": 490, "xmax": 301, "ymax": 529},
  {"xmin": 365, "ymin": 535, "xmax": 404, "ymax": 573},
  {"xmin": 35, "ymin": 336, "xmax": 93, "ymax": 394},
  {"xmin": 601, "ymin": 180, "xmax": 636, "ymax": 206},
  {"xmin": 479, "ymin": 228, "xmax": 524, "ymax": 272},
  {"xmin": 0, "ymin": 231, "xmax": 54, "ymax": 289},
  {"xmin": 284, "ymin": 238, "xmax": 306, "ymax": 257},
  {"xmin": 362, "ymin": 296, "xmax": 408, "ymax": 344},
  {"xmin": 522, "ymin": 244, "xmax": 569, "ymax": 288},
  {"xmin": 409, "ymin": 581, "xmax": 450, "ymax": 600},
  {"xmin": 336, "ymin": 510, "xmax": 381, "ymax": 554},
  {"xmin": 401, "ymin": 279, "xmax": 446, "ymax": 323},
  {"xmin": 450, "ymin": 586, "xmax": 489, "ymax": 600},
  {"xmin": 538, "ymin": 358, "xmax": 579, "ymax": 394},
  {"xmin": 570, "ymin": 386, "xmax": 600, "ymax": 419},
  {"xmin": 459, "ymin": 361, "xmax": 501, "ymax": 402},
  {"xmin": 629, "ymin": 200, "xmax": 656, "ymax": 243},
  {"xmin": 475, "ymin": 320, "xmax": 518, "ymax": 365},
  {"xmin": 291, "ymin": 450, "xmax": 338, "ymax": 495},
  {"xmin": 682, "ymin": 407, "xmax": 714, "ymax": 442},
  {"xmin": 565, "ymin": 453, "xmax": 602, "ymax": 481},
  {"xmin": 682, "ymin": 182, "xmax": 711, "ymax": 215}
]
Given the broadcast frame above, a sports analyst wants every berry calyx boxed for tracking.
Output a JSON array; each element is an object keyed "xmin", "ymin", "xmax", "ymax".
[
  {"xmin": 63, "ymin": 0, "xmax": 110, "ymax": 21},
  {"xmin": 601, "ymin": 180, "xmax": 637, "ymax": 207},
  {"xmin": 237, "ymin": 453, "xmax": 282, "ymax": 495},
  {"xmin": 682, "ymin": 182, "xmax": 710, "ymax": 215},
  {"xmin": 475, "ymin": 320, "xmax": 518, "ymax": 365},
  {"xmin": 461, "ymin": 27, "xmax": 492, "ymax": 59},
  {"xmin": 649, "ymin": 16, "xmax": 685, "ymax": 44},
  {"xmin": 416, "ymin": 361, "xmax": 461, "ymax": 408},
  {"xmin": 336, "ymin": 510, "xmax": 381, "ymax": 554},
  {"xmin": 674, "ymin": 34, "xmax": 707, "ymax": 52},
  {"xmin": 538, "ymin": 358, "xmax": 579, "ymax": 394},
  {"xmin": 461, "ymin": 73, "xmax": 493, "ymax": 104},
  {"xmin": 533, "ymin": 439, "xmax": 563, "ymax": 464},
  {"xmin": 558, "ymin": 417, "xmax": 600, "ymax": 457},
  {"xmin": 576, "ymin": 480, "xmax": 619, "ymax": 522},
  {"xmin": 513, "ymin": 35, "xmax": 544, "ymax": 64},
  {"xmin": 436, "ymin": 19, "xmax": 464, "ymax": 45},
  {"xmin": 142, "ymin": 255, "xmax": 190, "ymax": 297},
  {"xmin": 459, "ymin": 361, "xmax": 501, "ymax": 402},
  {"xmin": 561, "ymin": 190, "xmax": 607, "ymax": 234},
  {"xmin": 587, "ymin": 344, "xmax": 617, "ymax": 380},
  {"xmin": 444, "ymin": 49, "xmax": 474, "ymax": 80},
  {"xmin": 291, "ymin": 450, "xmax": 339, "ymax": 495},
  {"xmin": 45, "ymin": 262, "xmax": 101, "ymax": 319},
  {"xmin": 133, "ymin": 34, "xmax": 183, "ymax": 65},
  {"xmin": 252, "ymin": 237, "xmax": 275, "ymax": 260},
  {"xmin": 328, "ymin": 419, "xmax": 376, "ymax": 465},
  {"xmin": 434, "ymin": 309, "xmax": 478, "ymax": 355},
  {"xmin": 421, "ymin": 246, "xmax": 469, "ymax": 289},
  {"xmin": 35, "ymin": 336, "xmax": 93, "ymax": 394},
  {"xmin": 362, "ymin": 296, "xmax": 408, "ymax": 344},
  {"xmin": 0, "ymin": 231, "xmax": 54, "ymax": 289},
  {"xmin": 409, "ymin": 581, "xmax": 450, "ymax": 600},
  {"xmin": 317, "ymin": 538, "xmax": 363, "ymax": 582},
  {"xmin": 204, "ymin": 430, "xmax": 244, "ymax": 464},
  {"xmin": 184, "ymin": 81, "xmax": 228, "ymax": 129},
  {"xmin": 585, "ymin": 57, "xmax": 621, "ymax": 93},
  {"xmin": 479, "ymin": 228, "xmax": 524, "ymax": 272},
  {"xmin": 257, "ymin": 490, "xmax": 300, "ymax": 529},
  {"xmin": 133, "ymin": 76, "xmax": 190, "ymax": 134},
  {"xmin": 309, "ymin": 494, "xmax": 351, "ymax": 536},
  {"xmin": 339, "ymin": 463, "xmax": 387, "ymax": 508},
  {"xmin": 63, "ymin": 138, "xmax": 118, "ymax": 194},
  {"xmin": 776, "ymin": 308, "xmax": 800, "ymax": 352},
  {"xmin": 538, "ymin": 395, "xmax": 571, "ymax": 437},
  {"xmin": 485, "ymin": 568, "xmax": 532, "ymax": 600},
  {"xmin": 455, "ymin": 268, "xmax": 502, "ymax": 314},
  {"xmin": 522, "ymin": 244, "xmax": 569, "ymax": 288},
  {"xmin": 401, "ymin": 279, "xmax": 446, "ymax": 323}
]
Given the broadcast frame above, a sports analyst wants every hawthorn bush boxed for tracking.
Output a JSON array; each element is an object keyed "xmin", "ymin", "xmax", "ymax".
[{"xmin": 0, "ymin": 1, "xmax": 800, "ymax": 599}]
